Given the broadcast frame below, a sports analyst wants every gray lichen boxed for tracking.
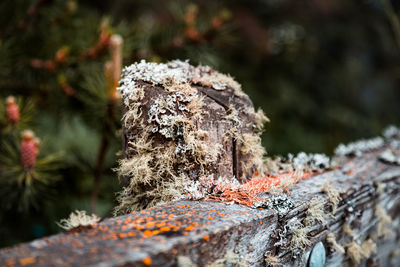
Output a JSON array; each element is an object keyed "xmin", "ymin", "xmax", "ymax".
[
  {"xmin": 334, "ymin": 137, "xmax": 384, "ymax": 157},
  {"xmin": 291, "ymin": 152, "xmax": 330, "ymax": 172},
  {"xmin": 263, "ymin": 152, "xmax": 331, "ymax": 176},
  {"xmin": 118, "ymin": 59, "xmax": 245, "ymax": 98},
  {"xmin": 379, "ymin": 149, "xmax": 400, "ymax": 165},
  {"xmin": 253, "ymin": 194, "xmax": 294, "ymax": 218},
  {"xmin": 383, "ymin": 125, "xmax": 400, "ymax": 139}
]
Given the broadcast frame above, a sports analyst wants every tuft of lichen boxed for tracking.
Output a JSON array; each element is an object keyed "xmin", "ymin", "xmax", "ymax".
[
  {"xmin": 334, "ymin": 137, "xmax": 384, "ymax": 157},
  {"xmin": 263, "ymin": 152, "xmax": 330, "ymax": 175},
  {"xmin": 206, "ymin": 249, "xmax": 248, "ymax": 267},
  {"xmin": 56, "ymin": 210, "xmax": 100, "ymax": 230},
  {"xmin": 326, "ymin": 233, "xmax": 345, "ymax": 254},
  {"xmin": 321, "ymin": 181, "xmax": 341, "ymax": 212},
  {"xmin": 375, "ymin": 205, "xmax": 392, "ymax": 238},
  {"xmin": 346, "ymin": 239, "xmax": 377, "ymax": 265},
  {"xmin": 360, "ymin": 239, "xmax": 376, "ymax": 258},
  {"xmin": 264, "ymin": 252, "xmax": 280, "ymax": 266},
  {"xmin": 177, "ymin": 256, "xmax": 197, "ymax": 267},
  {"xmin": 304, "ymin": 198, "xmax": 327, "ymax": 226},
  {"xmin": 290, "ymin": 222, "xmax": 311, "ymax": 251},
  {"xmin": 383, "ymin": 125, "xmax": 400, "ymax": 139},
  {"xmin": 342, "ymin": 224, "xmax": 356, "ymax": 238},
  {"xmin": 346, "ymin": 241, "xmax": 363, "ymax": 265}
]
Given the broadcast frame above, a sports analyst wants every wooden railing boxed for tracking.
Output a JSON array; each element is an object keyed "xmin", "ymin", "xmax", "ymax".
[{"xmin": 1, "ymin": 142, "xmax": 399, "ymax": 266}]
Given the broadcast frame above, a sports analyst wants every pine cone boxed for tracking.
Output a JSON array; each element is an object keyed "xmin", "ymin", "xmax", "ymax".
[
  {"xmin": 6, "ymin": 96, "xmax": 20, "ymax": 124},
  {"xmin": 21, "ymin": 131, "xmax": 38, "ymax": 169}
]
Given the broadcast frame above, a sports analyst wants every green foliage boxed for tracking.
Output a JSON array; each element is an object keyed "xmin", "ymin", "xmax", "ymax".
[
  {"xmin": 0, "ymin": 137, "xmax": 63, "ymax": 212},
  {"xmin": 0, "ymin": 96, "xmax": 35, "ymax": 133}
]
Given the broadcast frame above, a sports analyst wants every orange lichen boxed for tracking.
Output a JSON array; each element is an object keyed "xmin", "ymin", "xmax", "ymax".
[
  {"xmin": 19, "ymin": 257, "xmax": 36, "ymax": 265},
  {"xmin": 202, "ymin": 170, "xmax": 318, "ymax": 208},
  {"xmin": 142, "ymin": 257, "xmax": 152, "ymax": 266},
  {"xmin": 160, "ymin": 226, "xmax": 171, "ymax": 232},
  {"xmin": 184, "ymin": 225, "xmax": 194, "ymax": 231},
  {"xmin": 203, "ymin": 235, "xmax": 210, "ymax": 241}
]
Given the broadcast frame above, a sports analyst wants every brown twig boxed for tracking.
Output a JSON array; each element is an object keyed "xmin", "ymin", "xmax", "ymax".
[
  {"xmin": 381, "ymin": 0, "xmax": 400, "ymax": 50},
  {"xmin": 90, "ymin": 132, "xmax": 110, "ymax": 214},
  {"xmin": 90, "ymin": 101, "xmax": 115, "ymax": 214}
]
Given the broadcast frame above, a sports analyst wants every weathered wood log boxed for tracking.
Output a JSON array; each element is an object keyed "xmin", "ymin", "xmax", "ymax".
[
  {"xmin": 1, "ymin": 138, "xmax": 400, "ymax": 266},
  {"xmin": 115, "ymin": 60, "xmax": 268, "ymax": 213}
]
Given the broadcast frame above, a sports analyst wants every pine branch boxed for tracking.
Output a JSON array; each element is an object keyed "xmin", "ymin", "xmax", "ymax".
[
  {"xmin": 381, "ymin": 0, "xmax": 400, "ymax": 50},
  {"xmin": 0, "ymin": 0, "xmax": 55, "ymax": 38}
]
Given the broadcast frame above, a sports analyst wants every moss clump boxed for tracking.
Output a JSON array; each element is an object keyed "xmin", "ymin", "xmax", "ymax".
[
  {"xmin": 321, "ymin": 181, "xmax": 341, "ymax": 212},
  {"xmin": 290, "ymin": 222, "xmax": 311, "ymax": 251},
  {"xmin": 326, "ymin": 233, "xmax": 345, "ymax": 254},
  {"xmin": 57, "ymin": 210, "xmax": 100, "ymax": 230},
  {"xmin": 304, "ymin": 198, "xmax": 327, "ymax": 226}
]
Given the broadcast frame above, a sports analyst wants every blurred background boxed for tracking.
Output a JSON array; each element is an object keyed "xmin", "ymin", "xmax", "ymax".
[{"xmin": 0, "ymin": 0, "xmax": 399, "ymax": 247}]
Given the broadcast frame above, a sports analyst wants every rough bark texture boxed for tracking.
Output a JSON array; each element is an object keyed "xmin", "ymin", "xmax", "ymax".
[
  {"xmin": 1, "ymin": 145, "xmax": 399, "ymax": 266},
  {"xmin": 122, "ymin": 80, "xmax": 255, "ymax": 183}
]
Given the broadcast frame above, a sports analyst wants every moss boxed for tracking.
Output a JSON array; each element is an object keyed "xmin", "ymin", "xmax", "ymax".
[
  {"xmin": 360, "ymin": 239, "xmax": 376, "ymax": 258},
  {"xmin": 304, "ymin": 198, "xmax": 327, "ymax": 226},
  {"xmin": 346, "ymin": 241, "xmax": 363, "ymax": 265},
  {"xmin": 290, "ymin": 222, "xmax": 310, "ymax": 251},
  {"xmin": 346, "ymin": 239, "xmax": 377, "ymax": 265},
  {"xmin": 254, "ymin": 108, "xmax": 270, "ymax": 132},
  {"xmin": 326, "ymin": 233, "xmax": 345, "ymax": 254},
  {"xmin": 375, "ymin": 205, "xmax": 392, "ymax": 238},
  {"xmin": 343, "ymin": 225, "xmax": 355, "ymax": 239},
  {"xmin": 177, "ymin": 256, "xmax": 197, "ymax": 267},
  {"xmin": 205, "ymin": 249, "xmax": 248, "ymax": 267},
  {"xmin": 195, "ymin": 70, "xmax": 245, "ymax": 97},
  {"xmin": 321, "ymin": 181, "xmax": 341, "ymax": 212},
  {"xmin": 264, "ymin": 252, "xmax": 280, "ymax": 266},
  {"xmin": 56, "ymin": 210, "xmax": 100, "ymax": 230},
  {"xmin": 375, "ymin": 182, "xmax": 385, "ymax": 198},
  {"xmin": 241, "ymin": 133, "xmax": 266, "ymax": 175}
]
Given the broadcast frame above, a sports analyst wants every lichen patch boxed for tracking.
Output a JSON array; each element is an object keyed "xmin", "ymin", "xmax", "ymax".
[{"xmin": 57, "ymin": 210, "xmax": 100, "ymax": 231}]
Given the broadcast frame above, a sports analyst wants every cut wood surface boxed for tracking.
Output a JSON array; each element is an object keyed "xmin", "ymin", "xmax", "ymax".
[{"xmin": 1, "ymin": 143, "xmax": 399, "ymax": 266}]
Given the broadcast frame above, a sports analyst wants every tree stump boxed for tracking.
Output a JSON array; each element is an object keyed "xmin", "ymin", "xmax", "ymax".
[{"xmin": 115, "ymin": 60, "xmax": 268, "ymax": 214}]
